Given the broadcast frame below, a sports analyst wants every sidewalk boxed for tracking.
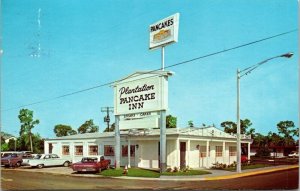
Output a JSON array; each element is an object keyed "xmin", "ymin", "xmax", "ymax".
[
  {"xmin": 157, "ymin": 165, "xmax": 299, "ymax": 181},
  {"xmin": 115, "ymin": 165, "xmax": 299, "ymax": 181}
]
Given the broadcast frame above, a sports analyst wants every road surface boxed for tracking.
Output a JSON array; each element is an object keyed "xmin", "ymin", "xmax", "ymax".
[{"xmin": 1, "ymin": 168, "xmax": 298, "ymax": 190}]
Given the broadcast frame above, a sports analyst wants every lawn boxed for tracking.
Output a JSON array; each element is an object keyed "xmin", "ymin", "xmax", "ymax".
[
  {"xmin": 100, "ymin": 168, "xmax": 211, "ymax": 178},
  {"xmin": 161, "ymin": 170, "xmax": 211, "ymax": 176},
  {"xmin": 225, "ymin": 164, "xmax": 271, "ymax": 171},
  {"xmin": 100, "ymin": 168, "xmax": 160, "ymax": 178}
]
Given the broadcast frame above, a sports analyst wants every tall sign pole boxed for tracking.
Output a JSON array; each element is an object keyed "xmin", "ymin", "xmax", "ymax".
[
  {"xmin": 149, "ymin": 13, "xmax": 179, "ymax": 172},
  {"xmin": 160, "ymin": 45, "xmax": 166, "ymax": 172}
]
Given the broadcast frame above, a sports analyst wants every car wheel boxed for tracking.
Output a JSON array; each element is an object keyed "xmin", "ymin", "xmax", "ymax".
[
  {"xmin": 63, "ymin": 161, "xmax": 70, "ymax": 167},
  {"xmin": 37, "ymin": 164, "xmax": 44, "ymax": 169},
  {"xmin": 15, "ymin": 162, "xmax": 21, "ymax": 167}
]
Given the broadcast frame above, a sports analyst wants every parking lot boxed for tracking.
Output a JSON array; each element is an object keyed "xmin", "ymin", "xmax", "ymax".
[{"xmin": 1, "ymin": 166, "xmax": 101, "ymax": 177}]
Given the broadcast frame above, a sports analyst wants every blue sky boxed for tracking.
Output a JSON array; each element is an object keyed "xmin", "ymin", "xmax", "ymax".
[{"xmin": 2, "ymin": 0, "xmax": 298, "ymax": 138}]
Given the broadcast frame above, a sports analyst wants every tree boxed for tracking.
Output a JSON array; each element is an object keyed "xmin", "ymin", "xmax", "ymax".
[
  {"xmin": 1, "ymin": 135, "xmax": 5, "ymax": 144},
  {"xmin": 104, "ymin": 123, "xmax": 115, "ymax": 132},
  {"xmin": 78, "ymin": 119, "xmax": 98, "ymax": 134},
  {"xmin": 277, "ymin": 121, "xmax": 297, "ymax": 146},
  {"xmin": 188, "ymin": 120, "xmax": 194, "ymax": 127},
  {"xmin": 221, "ymin": 118, "xmax": 254, "ymax": 135},
  {"xmin": 18, "ymin": 108, "xmax": 39, "ymax": 152},
  {"xmin": 166, "ymin": 115, "xmax": 177, "ymax": 128},
  {"xmin": 54, "ymin": 124, "xmax": 77, "ymax": 137}
]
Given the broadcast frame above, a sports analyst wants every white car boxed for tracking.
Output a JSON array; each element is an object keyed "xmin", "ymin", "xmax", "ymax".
[
  {"xmin": 23, "ymin": 154, "xmax": 71, "ymax": 168},
  {"xmin": 288, "ymin": 151, "xmax": 299, "ymax": 158}
]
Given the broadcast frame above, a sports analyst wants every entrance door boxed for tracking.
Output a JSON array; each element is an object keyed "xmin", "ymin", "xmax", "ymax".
[{"xmin": 180, "ymin": 142, "xmax": 186, "ymax": 168}]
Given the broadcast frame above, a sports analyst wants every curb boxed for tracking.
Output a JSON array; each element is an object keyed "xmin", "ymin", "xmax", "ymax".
[{"xmin": 204, "ymin": 165, "xmax": 299, "ymax": 181}]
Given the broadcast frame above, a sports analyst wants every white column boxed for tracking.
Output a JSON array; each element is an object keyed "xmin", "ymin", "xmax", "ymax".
[
  {"xmin": 83, "ymin": 142, "xmax": 88, "ymax": 156},
  {"xmin": 44, "ymin": 141, "xmax": 49, "ymax": 154},
  {"xmin": 206, "ymin": 140, "xmax": 210, "ymax": 168},
  {"xmin": 70, "ymin": 142, "xmax": 74, "ymax": 163},
  {"xmin": 115, "ymin": 115, "xmax": 121, "ymax": 169},
  {"xmin": 159, "ymin": 110, "xmax": 167, "ymax": 172},
  {"xmin": 223, "ymin": 141, "xmax": 226, "ymax": 164},
  {"xmin": 187, "ymin": 140, "xmax": 190, "ymax": 167},
  {"xmin": 247, "ymin": 142, "xmax": 251, "ymax": 161},
  {"xmin": 128, "ymin": 139, "xmax": 131, "ymax": 168},
  {"xmin": 176, "ymin": 139, "xmax": 180, "ymax": 167}
]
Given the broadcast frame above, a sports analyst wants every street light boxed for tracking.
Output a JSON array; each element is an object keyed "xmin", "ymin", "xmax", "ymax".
[{"xmin": 236, "ymin": 52, "xmax": 293, "ymax": 173}]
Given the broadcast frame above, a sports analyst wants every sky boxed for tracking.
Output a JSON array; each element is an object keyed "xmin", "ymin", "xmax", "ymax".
[{"xmin": 1, "ymin": 0, "xmax": 298, "ymax": 139}]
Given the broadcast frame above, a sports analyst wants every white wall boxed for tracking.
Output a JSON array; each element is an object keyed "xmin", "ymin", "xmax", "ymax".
[{"xmin": 138, "ymin": 140, "xmax": 159, "ymax": 168}]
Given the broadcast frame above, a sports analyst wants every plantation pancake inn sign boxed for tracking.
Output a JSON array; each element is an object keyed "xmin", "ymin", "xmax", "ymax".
[
  {"xmin": 113, "ymin": 71, "xmax": 173, "ymax": 129},
  {"xmin": 149, "ymin": 13, "xmax": 180, "ymax": 49}
]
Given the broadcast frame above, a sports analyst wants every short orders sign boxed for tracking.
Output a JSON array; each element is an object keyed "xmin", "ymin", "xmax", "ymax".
[
  {"xmin": 149, "ymin": 13, "xmax": 180, "ymax": 49},
  {"xmin": 114, "ymin": 74, "xmax": 168, "ymax": 116}
]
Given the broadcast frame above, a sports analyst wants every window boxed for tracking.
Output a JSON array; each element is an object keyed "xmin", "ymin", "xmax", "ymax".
[
  {"xmin": 122, "ymin": 145, "xmax": 135, "ymax": 157},
  {"xmin": 51, "ymin": 154, "xmax": 59, "ymax": 158},
  {"xmin": 216, "ymin": 146, "xmax": 223, "ymax": 157},
  {"xmin": 75, "ymin": 146, "xmax": 83, "ymax": 155},
  {"xmin": 49, "ymin": 143, "xmax": 53, "ymax": 154},
  {"xmin": 89, "ymin": 145, "xmax": 98, "ymax": 155},
  {"xmin": 62, "ymin": 146, "xmax": 70, "ymax": 155},
  {"xmin": 104, "ymin": 145, "xmax": 114, "ymax": 156},
  {"xmin": 229, "ymin": 146, "xmax": 236, "ymax": 156},
  {"xmin": 200, "ymin": 146, "xmax": 210, "ymax": 157}
]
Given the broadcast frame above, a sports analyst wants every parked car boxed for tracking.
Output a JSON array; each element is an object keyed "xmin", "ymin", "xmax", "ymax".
[
  {"xmin": 1, "ymin": 151, "xmax": 21, "ymax": 158},
  {"xmin": 1, "ymin": 153, "xmax": 23, "ymax": 167},
  {"xmin": 241, "ymin": 155, "xmax": 248, "ymax": 163},
  {"xmin": 23, "ymin": 154, "xmax": 71, "ymax": 169},
  {"xmin": 70, "ymin": 156, "xmax": 110, "ymax": 173},
  {"xmin": 288, "ymin": 151, "xmax": 299, "ymax": 158}
]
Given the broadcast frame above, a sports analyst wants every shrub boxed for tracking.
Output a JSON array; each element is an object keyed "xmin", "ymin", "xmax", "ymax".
[{"xmin": 173, "ymin": 166, "xmax": 179, "ymax": 172}]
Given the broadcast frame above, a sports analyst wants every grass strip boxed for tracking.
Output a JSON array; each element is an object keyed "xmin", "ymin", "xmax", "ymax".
[{"xmin": 161, "ymin": 170, "xmax": 211, "ymax": 176}]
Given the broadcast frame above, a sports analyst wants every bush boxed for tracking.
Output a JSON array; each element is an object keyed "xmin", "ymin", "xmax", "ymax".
[{"xmin": 255, "ymin": 147, "xmax": 271, "ymax": 157}]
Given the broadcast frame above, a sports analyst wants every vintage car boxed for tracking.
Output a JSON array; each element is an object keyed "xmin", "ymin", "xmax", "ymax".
[
  {"xmin": 1, "ymin": 153, "xmax": 23, "ymax": 167},
  {"xmin": 70, "ymin": 156, "xmax": 110, "ymax": 173},
  {"xmin": 288, "ymin": 151, "xmax": 299, "ymax": 158},
  {"xmin": 23, "ymin": 154, "xmax": 71, "ymax": 168}
]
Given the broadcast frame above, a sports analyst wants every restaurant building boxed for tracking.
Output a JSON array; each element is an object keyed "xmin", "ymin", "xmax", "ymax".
[{"xmin": 44, "ymin": 126, "xmax": 252, "ymax": 169}]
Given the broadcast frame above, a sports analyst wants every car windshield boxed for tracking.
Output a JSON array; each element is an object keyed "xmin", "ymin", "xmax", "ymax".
[
  {"xmin": 81, "ymin": 158, "xmax": 97, "ymax": 162},
  {"xmin": 34, "ymin": 154, "xmax": 42, "ymax": 159},
  {"xmin": 9, "ymin": 154, "xmax": 18, "ymax": 157}
]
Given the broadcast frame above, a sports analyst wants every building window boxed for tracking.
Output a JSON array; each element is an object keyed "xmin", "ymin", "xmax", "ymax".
[
  {"xmin": 89, "ymin": 145, "xmax": 98, "ymax": 155},
  {"xmin": 200, "ymin": 146, "xmax": 210, "ymax": 157},
  {"xmin": 75, "ymin": 146, "xmax": 83, "ymax": 155},
  {"xmin": 122, "ymin": 145, "xmax": 135, "ymax": 157},
  {"xmin": 216, "ymin": 146, "xmax": 223, "ymax": 157},
  {"xmin": 229, "ymin": 146, "xmax": 236, "ymax": 156},
  {"xmin": 49, "ymin": 143, "xmax": 53, "ymax": 154},
  {"xmin": 62, "ymin": 146, "xmax": 70, "ymax": 155},
  {"xmin": 104, "ymin": 145, "xmax": 114, "ymax": 156}
]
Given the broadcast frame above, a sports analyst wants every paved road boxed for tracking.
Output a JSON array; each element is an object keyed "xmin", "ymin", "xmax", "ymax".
[{"xmin": 1, "ymin": 168, "xmax": 298, "ymax": 190}]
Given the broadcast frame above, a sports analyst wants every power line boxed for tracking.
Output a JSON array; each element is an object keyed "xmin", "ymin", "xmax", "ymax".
[{"xmin": 2, "ymin": 29, "xmax": 297, "ymax": 112}]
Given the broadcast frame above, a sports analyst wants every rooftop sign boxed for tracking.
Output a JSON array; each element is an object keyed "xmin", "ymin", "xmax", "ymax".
[{"xmin": 149, "ymin": 13, "xmax": 179, "ymax": 50}]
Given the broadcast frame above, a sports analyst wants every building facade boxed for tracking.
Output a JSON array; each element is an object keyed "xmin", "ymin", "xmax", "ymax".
[{"xmin": 44, "ymin": 126, "xmax": 252, "ymax": 169}]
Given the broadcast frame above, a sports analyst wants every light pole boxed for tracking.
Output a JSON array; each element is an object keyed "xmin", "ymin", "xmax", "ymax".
[{"xmin": 236, "ymin": 52, "xmax": 293, "ymax": 173}]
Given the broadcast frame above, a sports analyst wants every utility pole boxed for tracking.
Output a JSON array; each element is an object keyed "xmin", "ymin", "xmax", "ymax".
[
  {"xmin": 236, "ymin": 52, "xmax": 293, "ymax": 173},
  {"xmin": 101, "ymin": 107, "xmax": 114, "ymax": 132}
]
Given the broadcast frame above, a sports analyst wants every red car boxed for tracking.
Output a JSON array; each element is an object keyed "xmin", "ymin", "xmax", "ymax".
[
  {"xmin": 71, "ymin": 156, "xmax": 110, "ymax": 173},
  {"xmin": 1, "ymin": 153, "xmax": 23, "ymax": 167}
]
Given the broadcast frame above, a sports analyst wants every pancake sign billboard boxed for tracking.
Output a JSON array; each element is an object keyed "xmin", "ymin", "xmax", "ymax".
[
  {"xmin": 149, "ymin": 13, "xmax": 180, "ymax": 49},
  {"xmin": 114, "ymin": 75, "xmax": 168, "ymax": 116}
]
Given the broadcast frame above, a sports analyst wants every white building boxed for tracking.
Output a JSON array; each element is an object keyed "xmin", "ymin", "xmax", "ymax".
[{"xmin": 44, "ymin": 126, "xmax": 252, "ymax": 169}]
